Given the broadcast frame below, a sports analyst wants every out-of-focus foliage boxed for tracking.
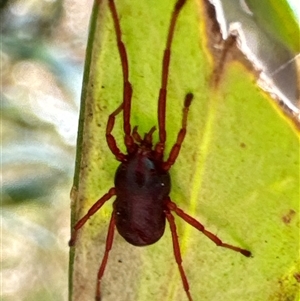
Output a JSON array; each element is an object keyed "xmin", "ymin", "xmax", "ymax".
[
  {"xmin": 219, "ymin": 0, "xmax": 299, "ymax": 116},
  {"xmin": 246, "ymin": 0, "xmax": 300, "ymax": 54},
  {"xmin": 1, "ymin": 0, "xmax": 93, "ymax": 300}
]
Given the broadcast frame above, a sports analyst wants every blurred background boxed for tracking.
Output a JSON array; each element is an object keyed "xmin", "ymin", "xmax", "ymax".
[
  {"xmin": 1, "ymin": 0, "xmax": 93, "ymax": 300},
  {"xmin": 1, "ymin": 0, "xmax": 298, "ymax": 301}
]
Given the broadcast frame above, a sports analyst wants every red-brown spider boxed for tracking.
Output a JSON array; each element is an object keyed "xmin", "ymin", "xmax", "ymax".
[{"xmin": 70, "ymin": 0, "xmax": 251, "ymax": 300}]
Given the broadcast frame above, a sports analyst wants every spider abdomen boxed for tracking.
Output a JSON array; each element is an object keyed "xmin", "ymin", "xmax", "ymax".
[{"xmin": 114, "ymin": 154, "xmax": 170, "ymax": 246}]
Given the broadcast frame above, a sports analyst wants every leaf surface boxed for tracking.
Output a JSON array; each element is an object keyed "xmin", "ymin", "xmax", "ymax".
[{"xmin": 69, "ymin": 1, "xmax": 300, "ymax": 301}]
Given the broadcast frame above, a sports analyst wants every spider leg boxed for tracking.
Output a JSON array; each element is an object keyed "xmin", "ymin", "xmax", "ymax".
[
  {"xmin": 167, "ymin": 199, "xmax": 252, "ymax": 257},
  {"xmin": 144, "ymin": 126, "xmax": 156, "ymax": 145},
  {"xmin": 132, "ymin": 126, "xmax": 142, "ymax": 143},
  {"xmin": 155, "ymin": 0, "xmax": 188, "ymax": 159},
  {"xmin": 108, "ymin": 0, "xmax": 135, "ymax": 153},
  {"xmin": 165, "ymin": 208, "xmax": 193, "ymax": 301},
  {"xmin": 163, "ymin": 93, "xmax": 193, "ymax": 171},
  {"xmin": 69, "ymin": 187, "xmax": 116, "ymax": 246},
  {"xmin": 106, "ymin": 104, "xmax": 127, "ymax": 161},
  {"xmin": 95, "ymin": 212, "xmax": 116, "ymax": 301}
]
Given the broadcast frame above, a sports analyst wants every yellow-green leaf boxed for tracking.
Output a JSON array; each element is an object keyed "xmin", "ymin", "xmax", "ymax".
[{"xmin": 69, "ymin": 1, "xmax": 299, "ymax": 301}]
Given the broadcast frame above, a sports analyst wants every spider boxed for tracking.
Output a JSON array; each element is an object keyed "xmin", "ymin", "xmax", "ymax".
[{"xmin": 69, "ymin": 0, "xmax": 251, "ymax": 300}]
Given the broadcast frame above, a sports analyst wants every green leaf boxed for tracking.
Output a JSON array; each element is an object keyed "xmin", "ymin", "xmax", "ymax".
[{"xmin": 69, "ymin": 1, "xmax": 299, "ymax": 301}]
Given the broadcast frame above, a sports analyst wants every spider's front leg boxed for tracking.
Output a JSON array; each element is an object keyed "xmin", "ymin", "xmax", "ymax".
[
  {"xmin": 109, "ymin": 0, "xmax": 135, "ymax": 154},
  {"xmin": 155, "ymin": 0, "xmax": 189, "ymax": 161},
  {"xmin": 162, "ymin": 93, "xmax": 193, "ymax": 171}
]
